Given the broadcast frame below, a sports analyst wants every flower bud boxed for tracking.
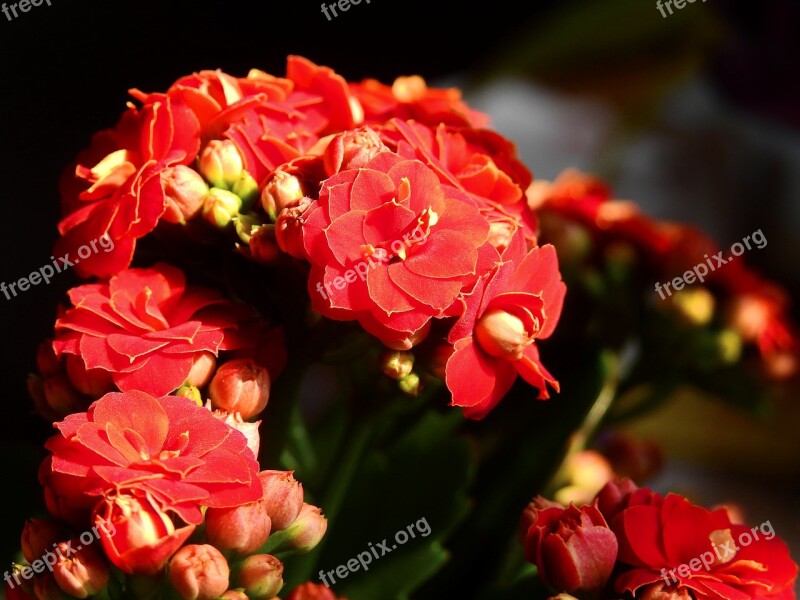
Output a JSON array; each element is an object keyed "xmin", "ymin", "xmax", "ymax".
[
  {"xmin": 594, "ymin": 478, "xmax": 639, "ymax": 525},
  {"xmin": 161, "ymin": 165, "xmax": 209, "ymax": 224},
  {"xmin": 209, "ymin": 358, "xmax": 271, "ymax": 420},
  {"xmin": 379, "ymin": 350, "xmax": 415, "ymax": 380},
  {"xmin": 28, "ymin": 374, "xmax": 61, "ymax": 421},
  {"xmin": 186, "ymin": 352, "xmax": 216, "ymax": 388},
  {"xmin": 258, "ymin": 471, "xmax": 304, "ymax": 531},
  {"xmin": 52, "ymin": 543, "xmax": 110, "ymax": 598},
  {"xmin": 275, "ymin": 198, "xmax": 312, "ymax": 259},
  {"xmin": 249, "ymin": 225, "xmax": 281, "ymax": 264},
  {"xmin": 398, "ymin": 372, "xmax": 422, "ymax": 397},
  {"xmin": 261, "ymin": 171, "xmax": 304, "ymax": 221},
  {"xmin": 93, "ymin": 491, "xmax": 194, "ymax": 575},
  {"xmin": 202, "ymin": 188, "xmax": 242, "ymax": 229},
  {"xmin": 639, "ymin": 582, "xmax": 693, "ymax": 600},
  {"xmin": 667, "ymin": 288, "xmax": 715, "ymax": 326},
  {"xmin": 64, "ymin": 355, "xmax": 114, "ymax": 398},
  {"xmin": 175, "ymin": 384, "xmax": 203, "ymax": 406},
  {"xmin": 43, "ymin": 374, "xmax": 88, "ymax": 417},
  {"xmin": 168, "ymin": 544, "xmax": 230, "ymax": 600},
  {"xmin": 230, "ymin": 554, "xmax": 283, "ymax": 600},
  {"xmin": 205, "ymin": 501, "xmax": 271, "ymax": 555},
  {"xmin": 518, "ymin": 496, "xmax": 562, "ymax": 544},
  {"xmin": 21, "ymin": 518, "xmax": 64, "ymax": 563},
  {"xmin": 323, "ymin": 127, "xmax": 385, "ymax": 176},
  {"xmin": 199, "ymin": 140, "xmax": 245, "ymax": 189},
  {"xmin": 33, "ymin": 575, "xmax": 70, "ymax": 600},
  {"xmin": 547, "ymin": 595, "xmax": 579, "ymax": 600},
  {"xmin": 219, "ymin": 592, "xmax": 249, "ymax": 600},
  {"xmin": 522, "ymin": 502, "xmax": 617, "ymax": 594},
  {"xmin": 212, "ymin": 409, "xmax": 261, "ymax": 458},
  {"xmin": 475, "ymin": 309, "xmax": 531, "ymax": 361},
  {"xmin": 281, "ymin": 503, "xmax": 327, "ymax": 553},
  {"xmin": 36, "ymin": 339, "xmax": 60, "ymax": 376},
  {"xmin": 232, "ymin": 171, "xmax": 259, "ymax": 211}
]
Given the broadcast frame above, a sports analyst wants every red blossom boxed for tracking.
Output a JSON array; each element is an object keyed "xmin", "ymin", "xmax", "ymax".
[
  {"xmin": 445, "ymin": 233, "xmax": 566, "ymax": 418},
  {"xmin": 53, "ymin": 264, "xmax": 255, "ymax": 396},
  {"xmin": 42, "ymin": 390, "xmax": 263, "ymax": 527}
]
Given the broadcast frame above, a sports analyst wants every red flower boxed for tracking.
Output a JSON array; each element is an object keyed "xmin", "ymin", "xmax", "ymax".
[
  {"xmin": 380, "ymin": 119, "xmax": 536, "ymax": 250},
  {"xmin": 521, "ymin": 498, "xmax": 618, "ymax": 594},
  {"xmin": 603, "ymin": 484, "xmax": 798, "ymax": 599},
  {"xmin": 302, "ymin": 151, "xmax": 493, "ymax": 349},
  {"xmin": 445, "ymin": 234, "xmax": 566, "ymax": 418},
  {"xmin": 146, "ymin": 56, "xmax": 359, "ymax": 185},
  {"xmin": 56, "ymin": 95, "xmax": 201, "ymax": 278},
  {"xmin": 42, "ymin": 390, "xmax": 263, "ymax": 527},
  {"xmin": 53, "ymin": 264, "xmax": 255, "ymax": 396},
  {"xmin": 350, "ymin": 75, "xmax": 489, "ymax": 128},
  {"xmin": 286, "ymin": 582, "xmax": 344, "ymax": 600}
]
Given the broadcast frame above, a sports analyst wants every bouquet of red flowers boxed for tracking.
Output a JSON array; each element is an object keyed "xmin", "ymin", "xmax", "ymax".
[{"xmin": 8, "ymin": 56, "xmax": 798, "ymax": 599}]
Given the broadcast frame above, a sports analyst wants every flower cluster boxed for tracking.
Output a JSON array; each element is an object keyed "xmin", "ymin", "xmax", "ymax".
[{"xmin": 520, "ymin": 478, "xmax": 798, "ymax": 599}]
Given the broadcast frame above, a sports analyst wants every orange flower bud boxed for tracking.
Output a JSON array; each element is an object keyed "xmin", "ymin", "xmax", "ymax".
[{"xmin": 209, "ymin": 359, "xmax": 271, "ymax": 420}]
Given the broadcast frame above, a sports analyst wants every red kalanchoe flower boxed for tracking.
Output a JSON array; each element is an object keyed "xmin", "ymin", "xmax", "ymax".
[
  {"xmin": 43, "ymin": 390, "xmax": 263, "ymax": 527},
  {"xmin": 446, "ymin": 233, "xmax": 566, "ymax": 418},
  {"xmin": 53, "ymin": 264, "xmax": 255, "ymax": 396},
  {"xmin": 286, "ymin": 582, "xmax": 345, "ymax": 600},
  {"xmin": 302, "ymin": 151, "xmax": 493, "ymax": 349},
  {"xmin": 351, "ymin": 74, "xmax": 489, "ymax": 128},
  {"xmin": 521, "ymin": 497, "xmax": 618, "ymax": 595},
  {"xmin": 56, "ymin": 95, "xmax": 201, "ymax": 278},
  {"xmin": 601, "ymin": 482, "xmax": 798, "ymax": 599}
]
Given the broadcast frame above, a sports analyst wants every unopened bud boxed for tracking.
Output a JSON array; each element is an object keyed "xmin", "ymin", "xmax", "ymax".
[
  {"xmin": 43, "ymin": 374, "xmax": 88, "ymax": 417},
  {"xmin": 176, "ymin": 384, "xmax": 203, "ymax": 406},
  {"xmin": 21, "ymin": 518, "xmax": 64, "ymax": 563},
  {"xmin": 168, "ymin": 544, "xmax": 230, "ymax": 600},
  {"xmin": 186, "ymin": 352, "xmax": 216, "ymax": 388},
  {"xmin": 212, "ymin": 409, "xmax": 261, "ymax": 458},
  {"xmin": 379, "ymin": 350, "xmax": 414, "ymax": 380},
  {"xmin": 231, "ymin": 554, "xmax": 283, "ymax": 600},
  {"xmin": 475, "ymin": 309, "xmax": 530, "ymax": 361},
  {"xmin": 249, "ymin": 225, "xmax": 281, "ymax": 264},
  {"xmin": 232, "ymin": 171, "xmax": 260, "ymax": 211},
  {"xmin": 261, "ymin": 171, "xmax": 304, "ymax": 221},
  {"xmin": 281, "ymin": 503, "xmax": 327, "ymax": 553},
  {"xmin": 161, "ymin": 165, "xmax": 209, "ymax": 224},
  {"xmin": 64, "ymin": 355, "xmax": 114, "ymax": 398},
  {"xmin": 398, "ymin": 372, "xmax": 422, "ymax": 397},
  {"xmin": 258, "ymin": 471, "xmax": 304, "ymax": 531},
  {"xmin": 205, "ymin": 501, "xmax": 272, "ymax": 556},
  {"xmin": 275, "ymin": 199, "xmax": 312, "ymax": 260},
  {"xmin": 323, "ymin": 127, "xmax": 386, "ymax": 176},
  {"xmin": 199, "ymin": 140, "xmax": 245, "ymax": 189},
  {"xmin": 209, "ymin": 359, "xmax": 271, "ymax": 420},
  {"xmin": 36, "ymin": 339, "xmax": 60, "ymax": 376},
  {"xmin": 219, "ymin": 592, "xmax": 249, "ymax": 600},
  {"xmin": 53, "ymin": 543, "xmax": 110, "ymax": 598},
  {"xmin": 203, "ymin": 188, "xmax": 242, "ymax": 229}
]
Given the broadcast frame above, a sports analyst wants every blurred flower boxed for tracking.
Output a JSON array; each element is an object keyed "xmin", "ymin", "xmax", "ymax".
[
  {"xmin": 168, "ymin": 544, "xmax": 230, "ymax": 600},
  {"xmin": 446, "ymin": 235, "xmax": 566, "ymax": 418},
  {"xmin": 554, "ymin": 450, "xmax": 614, "ymax": 506},
  {"xmin": 43, "ymin": 390, "xmax": 262, "ymax": 527},
  {"xmin": 598, "ymin": 432, "xmax": 663, "ymax": 483},
  {"xmin": 53, "ymin": 264, "xmax": 255, "ymax": 396},
  {"xmin": 521, "ymin": 498, "xmax": 618, "ymax": 594}
]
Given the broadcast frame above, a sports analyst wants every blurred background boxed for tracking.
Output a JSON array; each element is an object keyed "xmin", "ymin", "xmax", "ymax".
[{"xmin": 0, "ymin": 0, "xmax": 798, "ymax": 589}]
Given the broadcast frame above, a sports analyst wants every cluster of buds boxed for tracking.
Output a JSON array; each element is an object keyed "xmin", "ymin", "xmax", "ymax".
[
  {"xmin": 27, "ymin": 339, "xmax": 112, "ymax": 420},
  {"xmin": 197, "ymin": 140, "xmax": 260, "ymax": 230}
]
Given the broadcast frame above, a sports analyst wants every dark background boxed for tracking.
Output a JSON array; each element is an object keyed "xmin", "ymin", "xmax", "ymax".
[{"xmin": 0, "ymin": 0, "xmax": 797, "ymax": 576}]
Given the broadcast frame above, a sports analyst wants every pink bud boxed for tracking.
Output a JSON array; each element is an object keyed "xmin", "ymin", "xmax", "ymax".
[
  {"xmin": 205, "ymin": 501, "xmax": 271, "ymax": 555},
  {"xmin": 64, "ymin": 355, "xmax": 114, "ymax": 398},
  {"xmin": 199, "ymin": 140, "xmax": 245, "ymax": 189},
  {"xmin": 258, "ymin": 471, "xmax": 304, "ymax": 531},
  {"xmin": 52, "ymin": 543, "xmax": 110, "ymax": 598},
  {"xmin": 281, "ymin": 503, "xmax": 327, "ymax": 553},
  {"xmin": 274, "ymin": 198, "xmax": 312, "ymax": 259},
  {"xmin": 261, "ymin": 171, "xmax": 304, "ymax": 221},
  {"xmin": 161, "ymin": 165, "xmax": 209, "ymax": 224},
  {"xmin": 168, "ymin": 544, "xmax": 230, "ymax": 600},
  {"xmin": 21, "ymin": 518, "xmax": 64, "ymax": 563},
  {"xmin": 186, "ymin": 352, "xmax": 217, "ymax": 388},
  {"xmin": 231, "ymin": 554, "xmax": 283, "ymax": 600},
  {"xmin": 209, "ymin": 359, "xmax": 271, "ymax": 420}
]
